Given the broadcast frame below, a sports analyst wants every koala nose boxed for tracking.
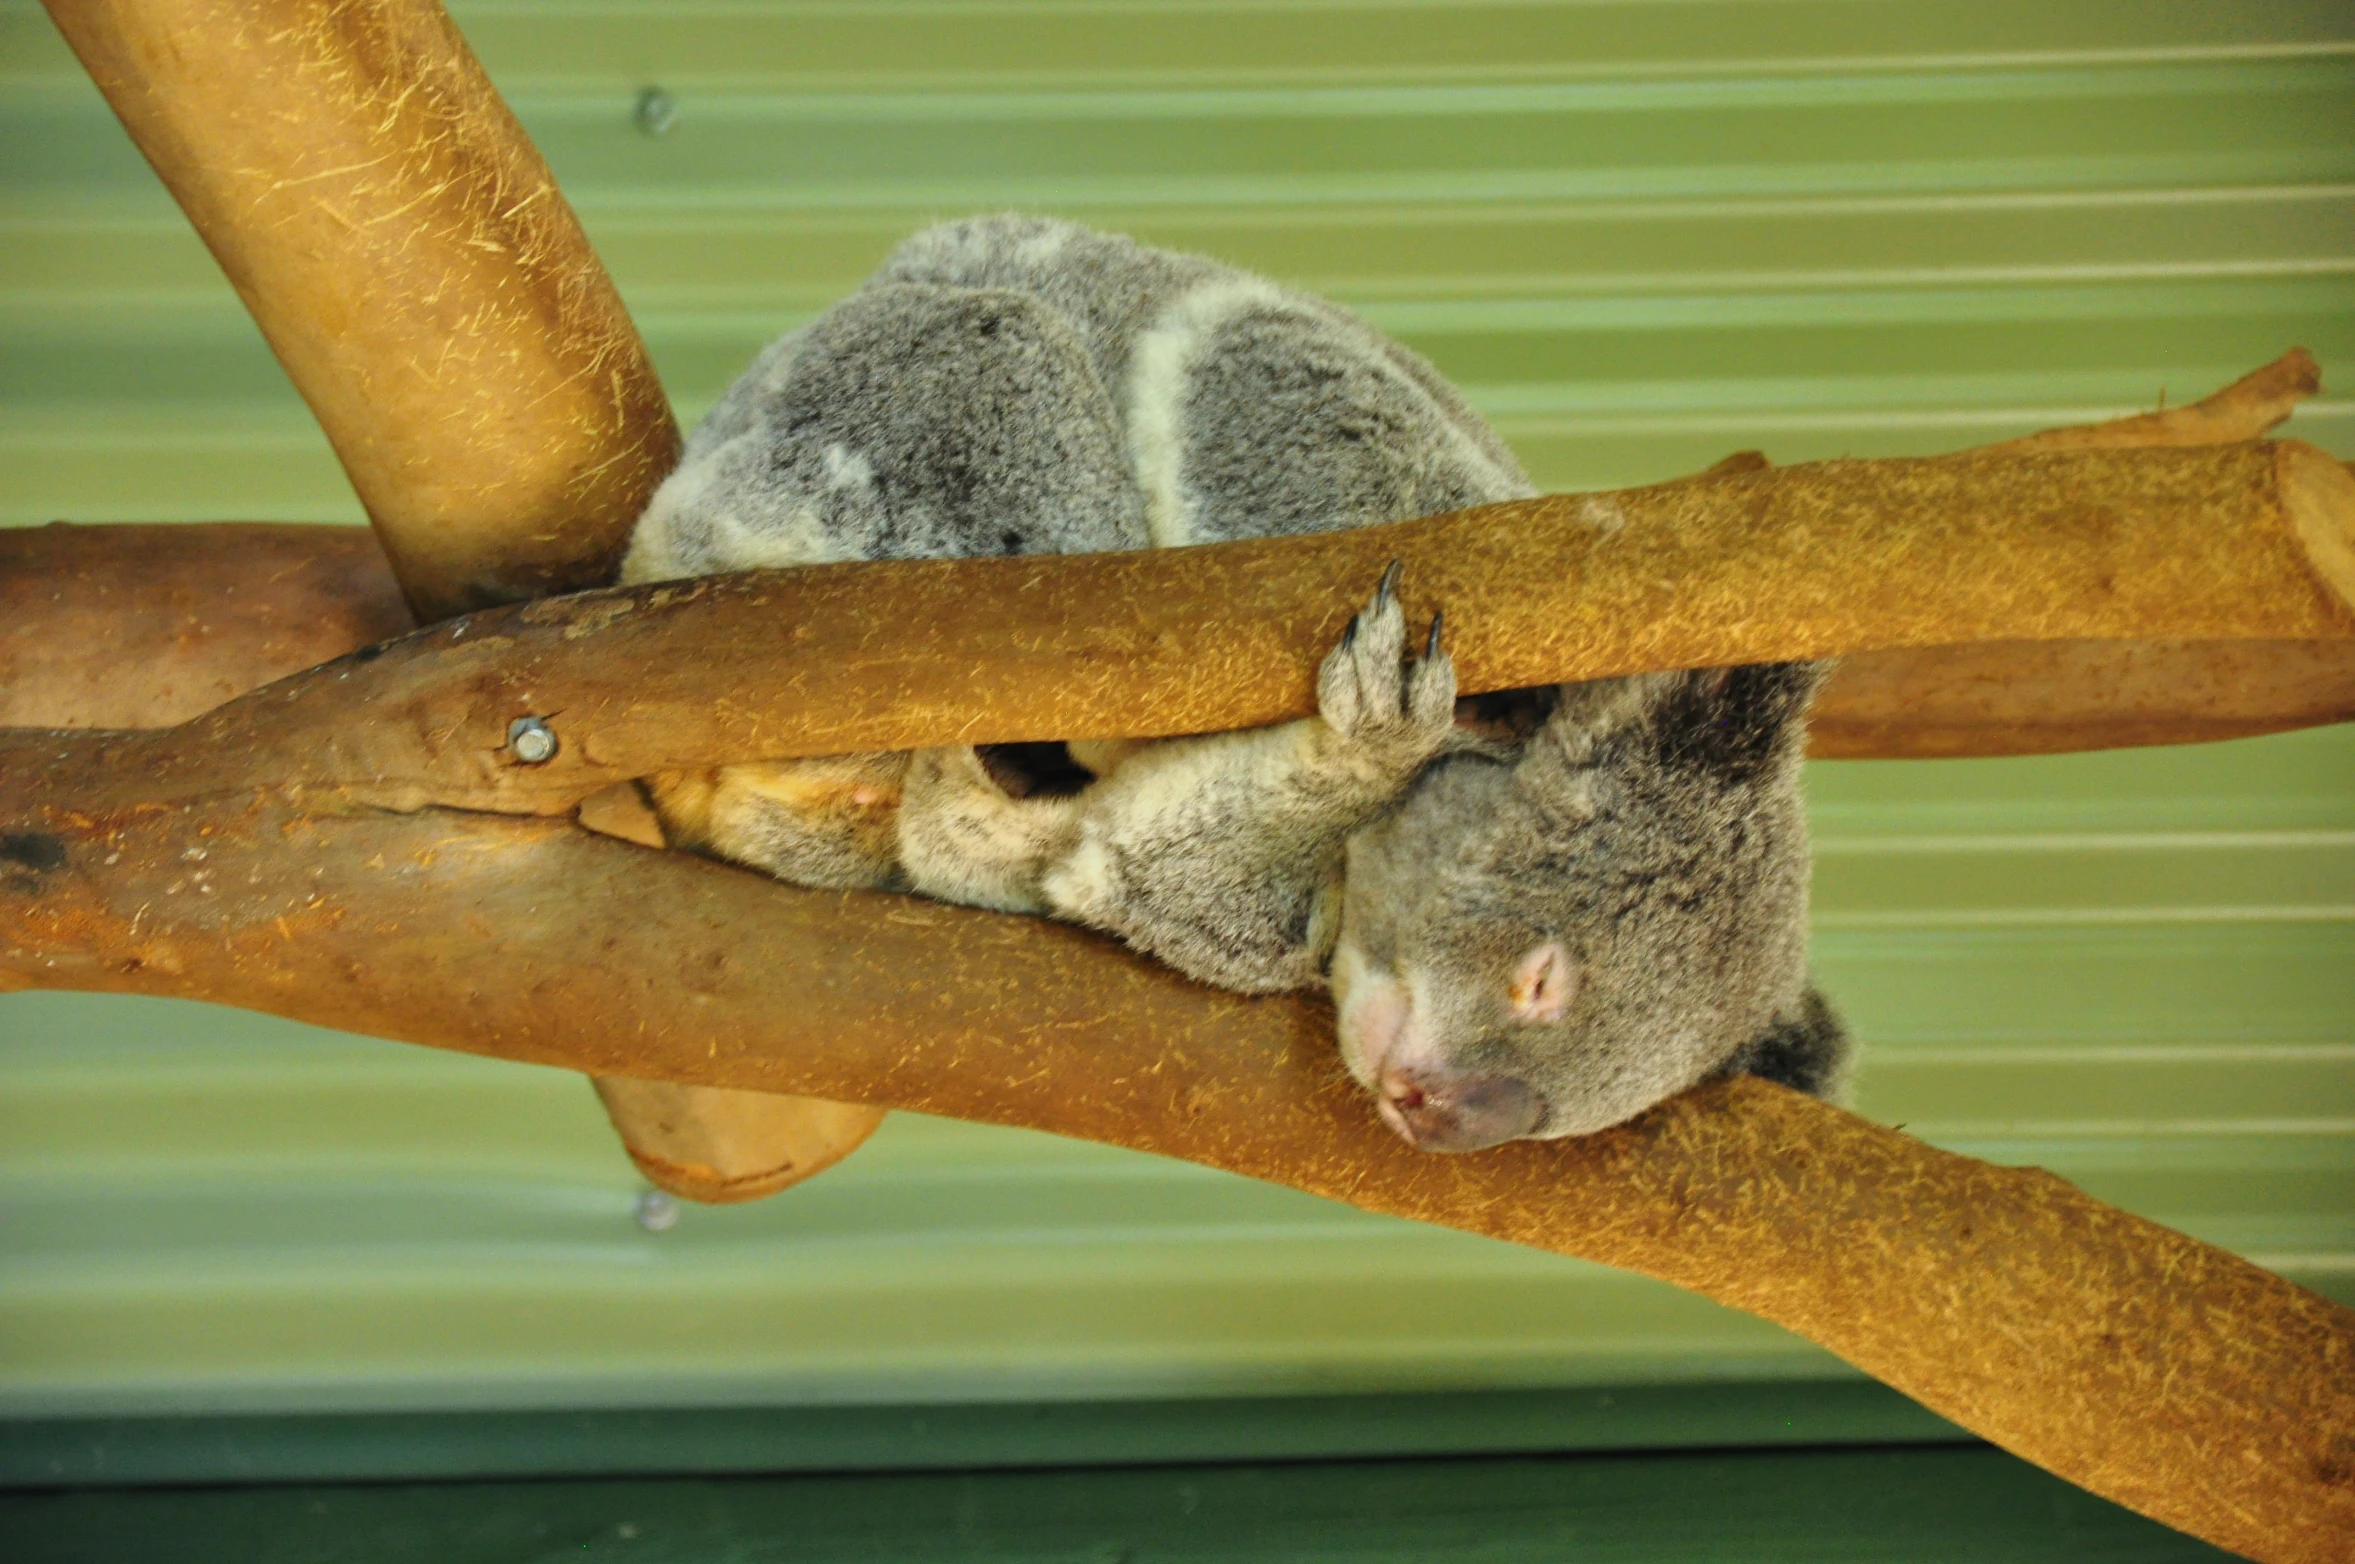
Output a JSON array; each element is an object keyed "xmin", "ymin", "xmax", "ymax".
[{"xmin": 1377, "ymin": 1067, "xmax": 1544, "ymax": 1153}]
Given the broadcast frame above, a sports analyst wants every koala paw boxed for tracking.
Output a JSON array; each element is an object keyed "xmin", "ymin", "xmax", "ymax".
[{"xmin": 1316, "ymin": 561, "xmax": 1456, "ymax": 774}]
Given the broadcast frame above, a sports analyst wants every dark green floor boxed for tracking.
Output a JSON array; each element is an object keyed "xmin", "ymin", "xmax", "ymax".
[{"xmin": 0, "ymin": 1445, "xmax": 2232, "ymax": 1563}]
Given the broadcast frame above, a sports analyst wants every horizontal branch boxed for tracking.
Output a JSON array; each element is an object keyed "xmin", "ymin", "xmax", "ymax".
[
  {"xmin": 35, "ymin": 4, "xmax": 2340, "ymax": 1550},
  {"xmin": 0, "ymin": 523, "xmax": 416, "ymax": 730},
  {"xmin": 7, "ymin": 442, "xmax": 2351, "ymax": 821},
  {"xmin": 1993, "ymin": 346, "xmax": 2324, "ymax": 454},
  {"xmin": 1804, "ymin": 635, "xmax": 2355, "ymax": 757},
  {"xmin": 2, "ymin": 793, "xmax": 2348, "ymax": 1561},
  {"xmin": 10, "ymin": 520, "xmax": 2354, "ymax": 759}
]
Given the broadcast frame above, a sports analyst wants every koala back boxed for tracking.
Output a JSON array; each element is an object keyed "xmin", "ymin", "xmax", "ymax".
[{"xmin": 624, "ymin": 215, "xmax": 1536, "ymax": 585}]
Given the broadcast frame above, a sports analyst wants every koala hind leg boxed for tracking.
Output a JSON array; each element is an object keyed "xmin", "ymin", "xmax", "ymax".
[
  {"xmin": 896, "ymin": 746, "xmax": 1097, "ymax": 915},
  {"xmin": 648, "ymin": 754, "xmax": 910, "ymax": 891}
]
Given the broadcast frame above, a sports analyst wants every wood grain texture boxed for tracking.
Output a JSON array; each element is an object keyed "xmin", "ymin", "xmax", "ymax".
[
  {"xmin": 1809, "ymin": 636, "xmax": 2355, "ymax": 757},
  {"xmin": 39, "ymin": 0, "xmax": 680, "ymax": 617},
  {"xmin": 589, "ymin": 1078, "xmax": 887, "ymax": 1204},
  {"xmin": 0, "ymin": 524, "xmax": 416, "ymax": 730},
  {"xmin": 16, "ymin": 1, "xmax": 2355, "ymax": 1537},
  {"xmin": 3, "ymin": 786, "xmax": 2349, "ymax": 1562},
  {"xmin": 6, "ymin": 439, "xmax": 2355, "ymax": 1558},
  {"xmin": 1990, "ymin": 348, "xmax": 2322, "ymax": 454},
  {"xmin": 6, "ymin": 441, "xmax": 2346, "ymax": 828},
  {"xmin": 9, "ymin": 518, "xmax": 2354, "ymax": 761}
]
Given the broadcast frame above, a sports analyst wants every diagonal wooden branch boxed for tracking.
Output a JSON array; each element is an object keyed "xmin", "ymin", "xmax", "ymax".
[
  {"xmin": 1991, "ymin": 348, "xmax": 2323, "ymax": 454},
  {"xmin": 35, "ymin": 0, "xmax": 775, "ymax": 1192},
  {"xmin": 42, "ymin": 0, "xmax": 680, "ymax": 616},
  {"xmin": 3, "ymin": 779, "xmax": 2351, "ymax": 1562},
  {"xmin": 14, "ymin": 491, "xmax": 2355, "ymax": 1221}
]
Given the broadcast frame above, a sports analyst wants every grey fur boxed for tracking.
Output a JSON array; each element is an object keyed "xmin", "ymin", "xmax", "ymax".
[
  {"xmin": 1333, "ymin": 663, "xmax": 1845, "ymax": 1142},
  {"xmin": 625, "ymin": 214, "xmax": 1848, "ymax": 1148}
]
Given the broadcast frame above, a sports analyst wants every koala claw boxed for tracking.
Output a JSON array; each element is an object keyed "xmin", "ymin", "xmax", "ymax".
[{"xmin": 1317, "ymin": 567, "xmax": 1457, "ymax": 773}]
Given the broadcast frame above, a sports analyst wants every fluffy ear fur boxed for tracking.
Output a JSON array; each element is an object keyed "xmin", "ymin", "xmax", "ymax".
[
  {"xmin": 1721, "ymin": 985, "xmax": 1851, "ymax": 1100},
  {"xmin": 1509, "ymin": 659, "xmax": 1831, "ymax": 809},
  {"xmin": 1650, "ymin": 660, "xmax": 1835, "ymax": 786}
]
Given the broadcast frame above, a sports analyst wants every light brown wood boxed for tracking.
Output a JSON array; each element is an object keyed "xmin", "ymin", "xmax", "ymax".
[
  {"xmin": 574, "ymin": 781, "xmax": 670, "ymax": 849},
  {"xmin": 0, "ymin": 517, "xmax": 872, "ymax": 1193},
  {"xmin": 1811, "ymin": 635, "xmax": 2355, "ymax": 757},
  {"xmin": 570, "ymin": 782, "xmax": 884, "ymax": 1199},
  {"xmin": 8, "ymin": 442, "xmax": 2343, "ymax": 829},
  {"xmin": 591, "ymin": 1078, "xmax": 887, "ymax": 1203},
  {"xmin": 35, "ymin": 0, "xmax": 852, "ymax": 1201},
  {"xmin": 7, "ymin": 441, "xmax": 2355, "ymax": 1561},
  {"xmin": 41, "ymin": 0, "xmax": 680, "ymax": 618},
  {"xmin": 1990, "ymin": 347, "xmax": 2321, "ymax": 453},
  {"xmin": 4, "ymin": 776, "xmax": 2350, "ymax": 1563},
  {"xmin": 2285, "ymin": 438, "xmax": 2355, "ymax": 610},
  {"xmin": 17, "ymin": 0, "xmax": 2355, "ymax": 1540},
  {"xmin": 18, "ymin": 512, "xmax": 2354, "ymax": 1231},
  {"xmin": 0, "ymin": 523, "xmax": 415, "ymax": 730},
  {"xmin": 13, "ymin": 518, "xmax": 2352, "ymax": 763}
]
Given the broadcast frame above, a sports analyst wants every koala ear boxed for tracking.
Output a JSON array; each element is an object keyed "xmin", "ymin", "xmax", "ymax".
[
  {"xmin": 1722, "ymin": 985, "xmax": 1852, "ymax": 1101},
  {"xmin": 1653, "ymin": 660, "xmax": 1834, "ymax": 785},
  {"xmin": 1506, "ymin": 940, "xmax": 1578, "ymax": 1024}
]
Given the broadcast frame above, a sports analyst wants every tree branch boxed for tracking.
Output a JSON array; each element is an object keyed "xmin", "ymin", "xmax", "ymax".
[
  {"xmin": 7, "ymin": 436, "xmax": 2355, "ymax": 1558},
  {"xmin": 11, "ymin": 516, "xmax": 2354, "ymax": 759},
  {"xmin": 7, "ymin": 442, "xmax": 2348, "ymax": 826},
  {"xmin": 20, "ymin": 3, "xmax": 2355, "ymax": 1550},
  {"xmin": 2, "ymin": 790, "xmax": 2349, "ymax": 1561},
  {"xmin": 41, "ymin": 0, "xmax": 679, "ymax": 615},
  {"xmin": 1994, "ymin": 349, "xmax": 2324, "ymax": 453}
]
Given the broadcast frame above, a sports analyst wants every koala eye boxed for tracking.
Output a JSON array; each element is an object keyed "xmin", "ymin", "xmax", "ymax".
[{"xmin": 1507, "ymin": 940, "xmax": 1576, "ymax": 1024}]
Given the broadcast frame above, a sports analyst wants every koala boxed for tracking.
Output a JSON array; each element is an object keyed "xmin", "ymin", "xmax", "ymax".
[{"xmin": 624, "ymin": 214, "xmax": 1849, "ymax": 1152}]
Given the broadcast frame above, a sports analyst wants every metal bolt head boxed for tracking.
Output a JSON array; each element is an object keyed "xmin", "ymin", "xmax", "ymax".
[
  {"xmin": 634, "ymin": 1189, "xmax": 680, "ymax": 1232},
  {"xmin": 507, "ymin": 716, "xmax": 558, "ymax": 765},
  {"xmin": 634, "ymin": 86, "xmax": 678, "ymax": 137}
]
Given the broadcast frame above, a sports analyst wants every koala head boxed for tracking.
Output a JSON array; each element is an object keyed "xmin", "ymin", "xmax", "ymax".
[{"xmin": 1327, "ymin": 663, "xmax": 1848, "ymax": 1152}]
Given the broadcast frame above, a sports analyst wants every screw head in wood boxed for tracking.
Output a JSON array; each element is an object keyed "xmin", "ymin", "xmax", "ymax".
[{"xmin": 507, "ymin": 716, "xmax": 558, "ymax": 765}]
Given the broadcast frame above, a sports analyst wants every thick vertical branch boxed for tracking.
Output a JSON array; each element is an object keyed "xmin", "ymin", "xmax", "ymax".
[{"xmin": 42, "ymin": 0, "xmax": 678, "ymax": 615}]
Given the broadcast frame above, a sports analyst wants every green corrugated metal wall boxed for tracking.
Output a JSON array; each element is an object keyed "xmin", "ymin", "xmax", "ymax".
[{"xmin": 1, "ymin": 1, "xmax": 2350, "ymax": 1420}]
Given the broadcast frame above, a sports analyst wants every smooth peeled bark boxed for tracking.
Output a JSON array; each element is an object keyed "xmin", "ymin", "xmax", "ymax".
[
  {"xmin": 2, "ymin": 780, "xmax": 2350, "ymax": 1564},
  {"xmin": 6, "ymin": 443, "xmax": 2348, "ymax": 828},
  {"xmin": 40, "ymin": 0, "xmax": 679, "ymax": 616},
  {"xmin": 10, "ymin": 518, "xmax": 2353, "ymax": 758},
  {"xmin": 7, "ymin": 435, "xmax": 2355, "ymax": 1561}
]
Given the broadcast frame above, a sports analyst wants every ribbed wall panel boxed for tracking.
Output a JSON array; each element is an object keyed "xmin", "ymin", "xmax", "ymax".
[{"xmin": 0, "ymin": 1, "xmax": 2348, "ymax": 1417}]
